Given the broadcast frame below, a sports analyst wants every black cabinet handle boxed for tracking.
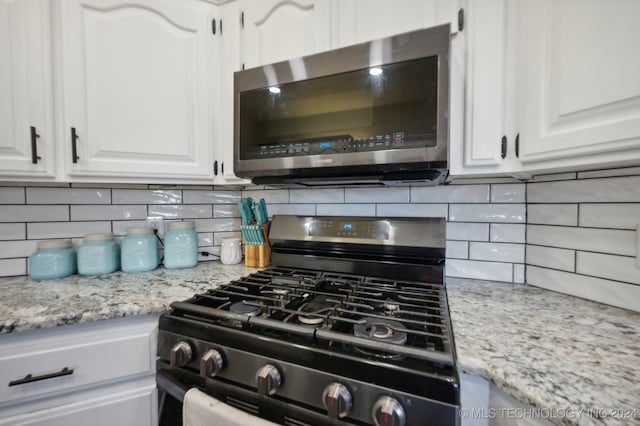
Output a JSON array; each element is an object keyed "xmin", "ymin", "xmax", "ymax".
[
  {"xmin": 214, "ymin": 160, "xmax": 218, "ymax": 176},
  {"xmin": 30, "ymin": 126, "xmax": 41, "ymax": 164},
  {"xmin": 221, "ymin": 161, "xmax": 224, "ymax": 175},
  {"xmin": 500, "ymin": 135, "xmax": 507, "ymax": 159},
  {"xmin": 515, "ymin": 133, "xmax": 520, "ymax": 158},
  {"xmin": 9, "ymin": 367, "xmax": 74, "ymax": 387},
  {"xmin": 71, "ymin": 127, "xmax": 80, "ymax": 163}
]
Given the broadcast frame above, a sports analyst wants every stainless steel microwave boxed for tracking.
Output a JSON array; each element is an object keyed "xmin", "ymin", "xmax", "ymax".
[{"xmin": 234, "ymin": 24, "xmax": 450, "ymax": 187}]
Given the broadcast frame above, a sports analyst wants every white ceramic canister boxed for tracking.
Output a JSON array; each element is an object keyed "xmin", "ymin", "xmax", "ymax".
[
  {"xmin": 77, "ymin": 233, "xmax": 120, "ymax": 276},
  {"xmin": 220, "ymin": 237, "xmax": 242, "ymax": 265}
]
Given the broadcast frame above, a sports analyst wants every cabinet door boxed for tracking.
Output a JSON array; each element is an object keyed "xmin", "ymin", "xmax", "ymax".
[
  {"xmin": 0, "ymin": 0, "xmax": 55, "ymax": 179},
  {"xmin": 240, "ymin": 0, "xmax": 331, "ymax": 69},
  {"xmin": 516, "ymin": 0, "xmax": 640, "ymax": 172},
  {"xmin": 332, "ymin": 0, "xmax": 459, "ymax": 48},
  {"xmin": 450, "ymin": 0, "xmax": 522, "ymax": 176},
  {"xmin": 59, "ymin": 0, "xmax": 217, "ymax": 182},
  {"xmin": 0, "ymin": 386, "xmax": 156, "ymax": 426}
]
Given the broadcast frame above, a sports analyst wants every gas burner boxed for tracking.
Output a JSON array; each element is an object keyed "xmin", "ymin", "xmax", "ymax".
[
  {"xmin": 230, "ymin": 301, "xmax": 262, "ymax": 317},
  {"xmin": 383, "ymin": 299, "xmax": 401, "ymax": 314},
  {"xmin": 296, "ymin": 294, "xmax": 335, "ymax": 326},
  {"xmin": 354, "ymin": 317, "xmax": 407, "ymax": 345}
]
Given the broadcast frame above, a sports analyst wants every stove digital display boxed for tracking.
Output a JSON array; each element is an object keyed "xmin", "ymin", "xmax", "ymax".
[{"xmin": 309, "ymin": 219, "xmax": 389, "ymax": 240}]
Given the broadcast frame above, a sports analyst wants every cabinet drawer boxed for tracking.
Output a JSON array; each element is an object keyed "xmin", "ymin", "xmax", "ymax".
[{"xmin": 0, "ymin": 316, "xmax": 157, "ymax": 407}]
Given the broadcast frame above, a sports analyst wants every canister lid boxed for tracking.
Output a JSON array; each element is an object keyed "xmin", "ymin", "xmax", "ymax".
[
  {"xmin": 37, "ymin": 239, "xmax": 72, "ymax": 249},
  {"xmin": 83, "ymin": 232, "xmax": 114, "ymax": 241},
  {"xmin": 127, "ymin": 227, "xmax": 154, "ymax": 234},
  {"xmin": 168, "ymin": 221, "xmax": 195, "ymax": 229}
]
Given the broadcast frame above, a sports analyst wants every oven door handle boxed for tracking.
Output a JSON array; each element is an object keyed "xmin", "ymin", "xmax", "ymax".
[{"xmin": 157, "ymin": 369, "xmax": 189, "ymax": 403}]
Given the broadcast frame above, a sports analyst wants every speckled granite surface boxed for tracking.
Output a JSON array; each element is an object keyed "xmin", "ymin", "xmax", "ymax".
[
  {"xmin": 446, "ymin": 277, "xmax": 640, "ymax": 426},
  {"xmin": 0, "ymin": 262, "xmax": 254, "ymax": 334},
  {"xmin": 1, "ymin": 264, "xmax": 638, "ymax": 425}
]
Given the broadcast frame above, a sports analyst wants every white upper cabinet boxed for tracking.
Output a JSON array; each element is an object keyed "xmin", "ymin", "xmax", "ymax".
[
  {"xmin": 240, "ymin": 0, "xmax": 331, "ymax": 69},
  {"xmin": 0, "ymin": 0, "xmax": 56, "ymax": 179},
  {"xmin": 332, "ymin": 0, "xmax": 459, "ymax": 48},
  {"xmin": 58, "ymin": 0, "xmax": 218, "ymax": 182},
  {"xmin": 515, "ymin": 0, "xmax": 640, "ymax": 173},
  {"xmin": 450, "ymin": 0, "xmax": 522, "ymax": 176}
]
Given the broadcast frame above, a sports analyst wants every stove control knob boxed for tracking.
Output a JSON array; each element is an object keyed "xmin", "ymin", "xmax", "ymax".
[
  {"xmin": 372, "ymin": 396, "xmax": 406, "ymax": 426},
  {"xmin": 322, "ymin": 382, "xmax": 352, "ymax": 419},
  {"xmin": 256, "ymin": 364, "xmax": 281, "ymax": 396},
  {"xmin": 169, "ymin": 341, "xmax": 193, "ymax": 368},
  {"xmin": 200, "ymin": 349, "xmax": 224, "ymax": 378}
]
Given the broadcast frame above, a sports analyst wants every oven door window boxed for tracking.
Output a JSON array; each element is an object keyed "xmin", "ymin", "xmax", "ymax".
[{"xmin": 238, "ymin": 56, "xmax": 439, "ymax": 160}]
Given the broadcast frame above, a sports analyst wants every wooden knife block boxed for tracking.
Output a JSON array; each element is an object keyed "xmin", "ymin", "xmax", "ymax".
[{"xmin": 244, "ymin": 222, "xmax": 271, "ymax": 268}]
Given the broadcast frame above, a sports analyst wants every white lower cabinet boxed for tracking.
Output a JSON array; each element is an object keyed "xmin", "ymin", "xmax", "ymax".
[{"xmin": 0, "ymin": 315, "xmax": 158, "ymax": 426}]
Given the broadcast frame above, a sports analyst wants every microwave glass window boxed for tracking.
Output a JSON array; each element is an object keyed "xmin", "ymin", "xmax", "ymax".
[{"xmin": 239, "ymin": 56, "xmax": 439, "ymax": 160}]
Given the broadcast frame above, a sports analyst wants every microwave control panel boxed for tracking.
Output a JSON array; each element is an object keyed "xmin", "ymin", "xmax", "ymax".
[{"xmin": 248, "ymin": 132, "xmax": 437, "ymax": 159}]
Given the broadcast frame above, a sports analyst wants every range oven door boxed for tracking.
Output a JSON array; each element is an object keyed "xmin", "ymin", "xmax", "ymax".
[{"xmin": 234, "ymin": 24, "xmax": 450, "ymax": 186}]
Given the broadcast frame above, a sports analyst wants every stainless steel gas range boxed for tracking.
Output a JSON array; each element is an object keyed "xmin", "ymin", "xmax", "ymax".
[{"xmin": 157, "ymin": 215, "xmax": 459, "ymax": 426}]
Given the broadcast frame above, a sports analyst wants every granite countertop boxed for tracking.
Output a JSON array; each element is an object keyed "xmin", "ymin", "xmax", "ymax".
[
  {"xmin": 447, "ymin": 277, "xmax": 640, "ymax": 426},
  {"xmin": 1, "ymin": 263, "xmax": 638, "ymax": 425}
]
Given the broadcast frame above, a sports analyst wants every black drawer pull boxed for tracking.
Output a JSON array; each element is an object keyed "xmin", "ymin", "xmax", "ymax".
[
  {"xmin": 71, "ymin": 127, "xmax": 80, "ymax": 163},
  {"xmin": 30, "ymin": 126, "xmax": 42, "ymax": 164},
  {"xmin": 9, "ymin": 367, "xmax": 74, "ymax": 387}
]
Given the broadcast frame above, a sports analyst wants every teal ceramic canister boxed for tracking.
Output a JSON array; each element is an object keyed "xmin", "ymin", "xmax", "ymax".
[
  {"xmin": 121, "ymin": 227, "xmax": 159, "ymax": 273},
  {"xmin": 29, "ymin": 239, "xmax": 77, "ymax": 280},
  {"xmin": 163, "ymin": 221, "xmax": 198, "ymax": 269},
  {"xmin": 77, "ymin": 233, "xmax": 120, "ymax": 276}
]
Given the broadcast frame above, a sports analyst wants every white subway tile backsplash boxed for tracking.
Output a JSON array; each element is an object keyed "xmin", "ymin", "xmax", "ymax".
[
  {"xmin": 526, "ymin": 245, "xmax": 575, "ymax": 272},
  {"xmin": 71, "ymin": 205, "xmax": 147, "ymax": 221},
  {"xmin": 213, "ymin": 205, "xmax": 239, "ymax": 218},
  {"xmin": 446, "ymin": 223, "xmax": 489, "ymax": 241},
  {"xmin": 527, "ymin": 176, "xmax": 640, "ymax": 203},
  {"xmin": 0, "ymin": 205, "xmax": 68, "ymax": 222},
  {"xmin": 0, "ymin": 188, "xmax": 25, "ymax": 204},
  {"xmin": 198, "ymin": 232, "xmax": 214, "ymax": 247},
  {"xmin": 491, "ymin": 184, "xmax": 525, "ymax": 203},
  {"xmin": 268, "ymin": 204, "xmax": 316, "ymax": 216},
  {"xmin": 527, "ymin": 266, "xmax": 640, "ymax": 312},
  {"xmin": 411, "ymin": 185, "xmax": 489, "ymax": 203},
  {"xmin": 316, "ymin": 204, "xmax": 376, "ymax": 216},
  {"xmin": 183, "ymin": 190, "xmax": 240, "ymax": 205},
  {"xmin": 376, "ymin": 204, "xmax": 447, "ymax": 218},
  {"xmin": 0, "ymin": 223, "xmax": 25, "ymax": 240},
  {"xmin": 148, "ymin": 204, "xmax": 212, "ymax": 219},
  {"xmin": 194, "ymin": 218, "xmax": 241, "ymax": 233},
  {"xmin": 345, "ymin": 187, "xmax": 409, "ymax": 203},
  {"xmin": 241, "ymin": 189, "xmax": 289, "ymax": 204},
  {"xmin": 445, "ymin": 241, "xmax": 468, "ymax": 259},
  {"xmin": 26, "ymin": 188, "xmax": 111, "ymax": 204},
  {"xmin": 490, "ymin": 224, "xmax": 525, "ymax": 243},
  {"xmin": 513, "ymin": 264, "xmax": 525, "ymax": 283},
  {"xmin": 290, "ymin": 188, "xmax": 344, "ymax": 204},
  {"xmin": 579, "ymin": 204, "xmax": 640, "ymax": 230},
  {"xmin": 469, "ymin": 242, "xmax": 525, "ymax": 263},
  {"xmin": 112, "ymin": 189, "xmax": 182, "ymax": 204},
  {"xmin": 213, "ymin": 232, "xmax": 242, "ymax": 246},
  {"xmin": 449, "ymin": 204, "xmax": 525, "ymax": 223},
  {"xmin": 527, "ymin": 204, "xmax": 578, "ymax": 226},
  {"xmin": 576, "ymin": 252, "xmax": 640, "ymax": 285},
  {"xmin": 446, "ymin": 259, "xmax": 513, "ymax": 282},
  {"xmin": 28, "ymin": 221, "xmax": 111, "ymax": 239},
  {"xmin": 0, "ymin": 258, "xmax": 26, "ymax": 276},
  {"xmin": 0, "ymin": 240, "xmax": 39, "ymax": 258},
  {"xmin": 112, "ymin": 220, "xmax": 147, "ymax": 236},
  {"xmin": 527, "ymin": 225, "xmax": 636, "ymax": 256}
]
